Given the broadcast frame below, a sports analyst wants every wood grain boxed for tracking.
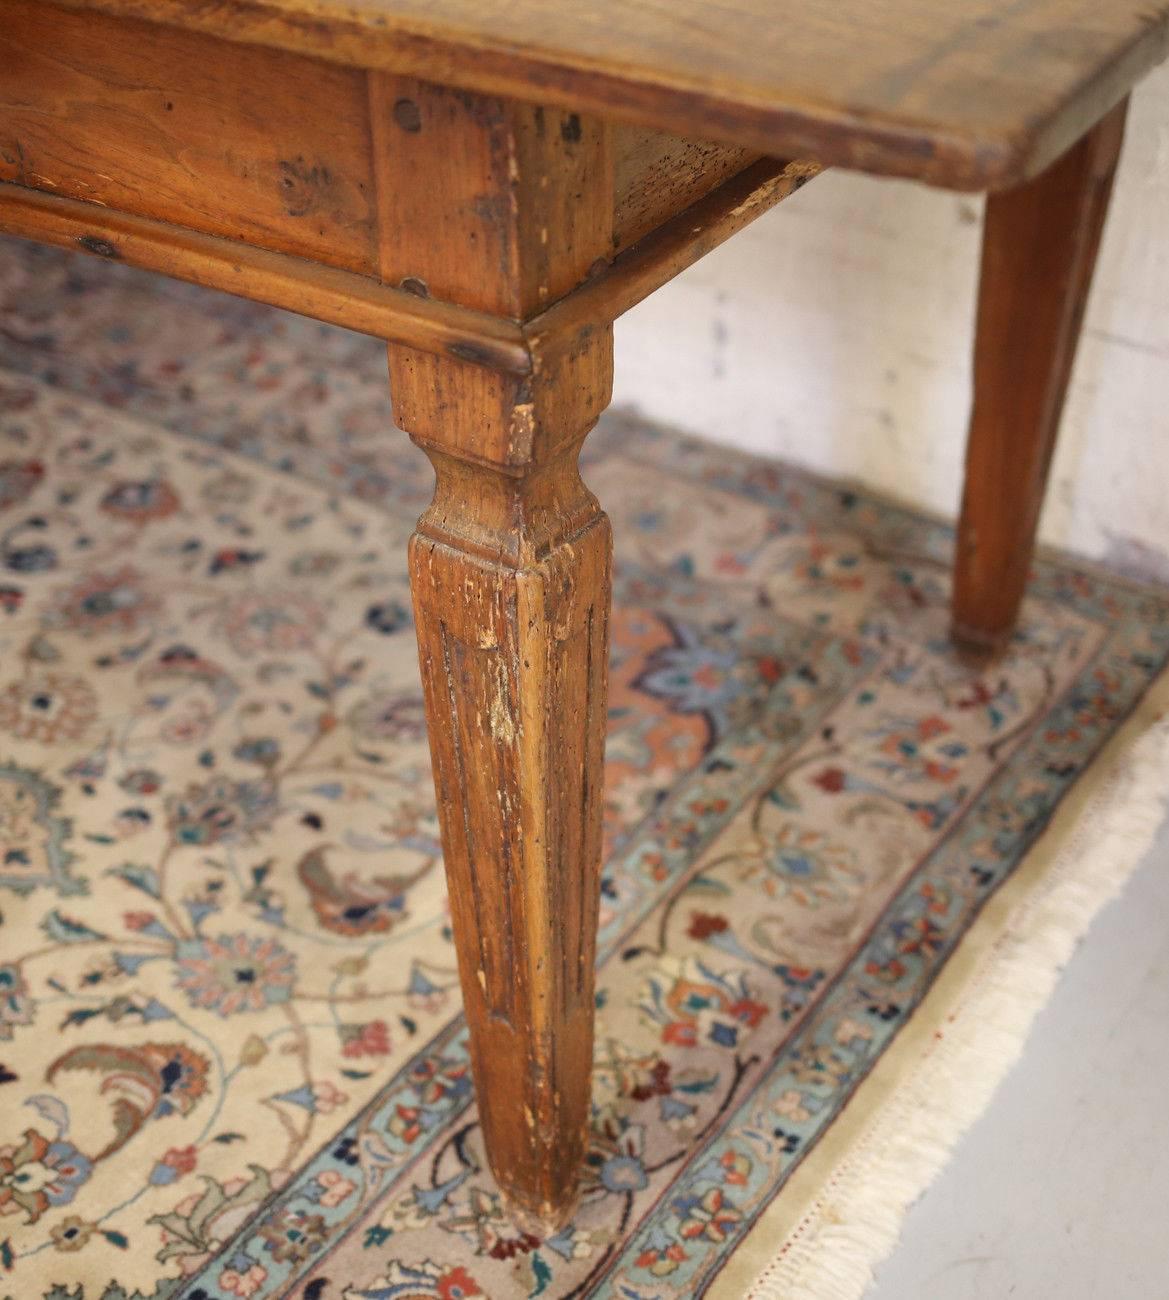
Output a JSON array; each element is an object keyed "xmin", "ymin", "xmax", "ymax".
[
  {"xmin": 952, "ymin": 99, "xmax": 1128, "ymax": 650},
  {"xmin": 375, "ymin": 81, "xmax": 615, "ymax": 1230},
  {"xmin": 613, "ymin": 127, "xmax": 758, "ymax": 253},
  {"xmin": 46, "ymin": 0, "xmax": 1169, "ymax": 188},
  {"xmin": 0, "ymin": 152, "xmax": 819, "ymax": 380},
  {"xmin": 0, "ymin": 181, "xmax": 532, "ymax": 373},
  {"xmin": 526, "ymin": 157, "xmax": 821, "ymax": 369},
  {"xmin": 409, "ymin": 454, "xmax": 610, "ymax": 1233},
  {"xmin": 0, "ymin": 0, "xmax": 380, "ymax": 273},
  {"xmin": 0, "ymin": 2, "xmax": 807, "ymax": 298}
]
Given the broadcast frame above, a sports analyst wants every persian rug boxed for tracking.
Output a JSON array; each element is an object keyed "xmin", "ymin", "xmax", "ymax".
[{"xmin": 1, "ymin": 237, "xmax": 1168, "ymax": 1300}]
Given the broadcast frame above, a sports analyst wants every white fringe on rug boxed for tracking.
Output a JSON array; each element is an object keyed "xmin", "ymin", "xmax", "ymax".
[{"xmin": 746, "ymin": 705, "xmax": 1169, "ymax": 1300}]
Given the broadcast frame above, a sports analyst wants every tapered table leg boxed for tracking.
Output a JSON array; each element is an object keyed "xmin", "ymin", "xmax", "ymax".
[
  {"xmin": 407, "ymin": 421, "xmax": 610, "ymax": 1232},
  {"xmin": 952, "ymin": 99, "xmax": 1128, "ymax": 652},
  {"xmin": 370, "ymin": 77, "xmax": 616, "ymax": 1230}
]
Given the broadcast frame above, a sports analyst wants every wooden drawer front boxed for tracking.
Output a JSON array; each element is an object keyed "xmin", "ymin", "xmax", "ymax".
[{"xmin": 0, "ymin": 1, "xmax": 378, "ymax": 274}]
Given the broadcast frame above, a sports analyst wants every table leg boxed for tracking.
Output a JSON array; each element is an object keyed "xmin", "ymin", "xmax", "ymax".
[
  {"xmin": 405, "ymin": 382, "xmax": 611, "ymax": 1234},
  {"xmin": 369, "ymin": 80, "xmax": 616, "ymax": 1230},
  {"xmin": 952, "ymin": 98, "xmax": 1128, "ymax": 652}
]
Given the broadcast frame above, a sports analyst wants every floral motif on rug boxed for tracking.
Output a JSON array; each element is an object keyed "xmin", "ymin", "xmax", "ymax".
[{"xmin": 1, "ymin": 241, "xmax": 1168, "ymax": 1300}]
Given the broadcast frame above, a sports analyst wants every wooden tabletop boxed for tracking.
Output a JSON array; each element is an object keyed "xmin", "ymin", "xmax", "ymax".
[{"xmin": 46, "ymin": 0, "xmax": 1169, "ymax": 189}]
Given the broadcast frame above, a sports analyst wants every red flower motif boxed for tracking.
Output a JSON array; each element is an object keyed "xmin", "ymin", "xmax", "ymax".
[
  {"xmin": 123, "ymin": 910, "xmax": 156, "ymax": 931},
  {"xmin": 437, "ymin": 1266, "xmax": 482, "ymax": 1299},
  {"xmin": 720, "ymin": 1149, "xmax": 750, "ymax": 1185},
  {"xmin": 162, "ymin": 1144, "xmax": 198, "ymax": 1175},
  {"xmin": 865, "ymin": 956, "xmax": 907, "ymax": 982},
  {"xmin": 728, "ymin": 998, "xmax": 767, "ymax": 1028},
  {"xmin": 629, "ymin": 1058, "xmax": 672, "ymax": 1102},
  {"xmin": 958, "ymin": 681, "xmax": 994, "ymax": 709},
  {"xmin": 678, "ymin": 1186, "xmax": 741, "ymax": 1242},
  {"xmin": 342, "ymin": 1019, "xmax": 391, "ymax": 1058},
  {"xmin": 389, "ymin": 1104, "xmax": 421, "ymax": 1144},
  {"xmin": 687, "ymin": 911, "xmax": 729, "ymax": 940},
  {"xmin": 488, "ymin": 1232, "xmax": 540, "ymax": 1261},
  {"xmin": 688, "ymin": 797, "xmax": 729, "ymax": 815},
  {"xmin": 756, "ymin": 655, "xmax": 784, "ymax": 684},
  {"xmin": 662, "ymin": 1021, "xmax": 698, "ymax": 1048},
  {"xmin": 643, "ymin": 852, "xmax": 668, "ymax": 882},
  {"xmin": 636, "ymin": 1242, "xmax": 688, "ymax": 1276},
  {"xmin": 813, "ymin": 767, "xmax": 846, "ymax": 794}
]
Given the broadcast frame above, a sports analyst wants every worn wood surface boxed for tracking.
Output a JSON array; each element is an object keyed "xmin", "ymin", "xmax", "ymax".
[
  {"xmin": 375, "ymin": 81, "xmax": 615, "ymax": 1231},
  {"xmin": 952, "ymin": 99, "xmax": 1128, "ymax": 650},
  {"xmin": 0, "ymin": 2, "xmax": 818, "ymax": 319},
  {"xmin": 613, "ymin": 127, "xmax": 758, "ymax": 253},
  {"xmin": 0, "ymin": 151, "xmax": 820, "ymax": 378},
  {"xmin": 45, "ymin": 0, "xmax": 1169, "ymax": 187},
  {"xmin": 527, "ymin": 157, "xmax": 821, "ymax": 366},
  {"xmin": 0, "ymin": 0, "xmax": 380, "ymax": 273},
  {"xmin": 0, "ymin": 181, "xmax": 533, "ymax": 372}
]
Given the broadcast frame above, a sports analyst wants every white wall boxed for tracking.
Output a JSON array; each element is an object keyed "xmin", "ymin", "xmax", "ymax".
[{"xmin": 613, "ymin": 63, "xmax": 1169, "ymax": 578}]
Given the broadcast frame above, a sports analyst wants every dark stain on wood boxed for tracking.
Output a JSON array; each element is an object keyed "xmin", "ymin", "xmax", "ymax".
[
  {"xmin": 446, "ymin": 339, "xmax": 501, "ymax": 366},
  {"xmin": 77, "ymin": 233, "xmax": 120, "ymax": 258},
  {"xmin": 0, "ymin": 2, "xmax": 380, "ymax": 274},
  {"xmin": 277, "ymin": 156, "xmax": 335, "ymax": 217},
  {"xmin": 393, "ymin": 97, "xmax": 422, "ymax": 132}
]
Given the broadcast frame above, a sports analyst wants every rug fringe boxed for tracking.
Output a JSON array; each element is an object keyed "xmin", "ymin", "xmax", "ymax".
[{"xmin": 746, "ymin": 707, "xmax": 1169, "ymax": 1299}]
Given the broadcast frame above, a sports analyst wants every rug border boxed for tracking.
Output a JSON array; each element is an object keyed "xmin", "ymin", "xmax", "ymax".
[{"xmin": 705, "ymin": 660, "xmax": 1169, "ymax": 1299}]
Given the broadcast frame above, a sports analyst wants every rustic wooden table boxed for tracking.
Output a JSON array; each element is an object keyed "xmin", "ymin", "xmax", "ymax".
[{"xmin": 2, "ymin": 0, "xmax": 1166, "ymax": 1235}]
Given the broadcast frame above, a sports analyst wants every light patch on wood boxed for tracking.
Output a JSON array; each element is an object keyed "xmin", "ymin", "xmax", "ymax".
[
  {"xmin": 509, "ymin": 399, "xmax": 536, "ymax": 459},
  {"xmin": 488, "ymin": 663, "xmax": 517, "ymax": 744}
]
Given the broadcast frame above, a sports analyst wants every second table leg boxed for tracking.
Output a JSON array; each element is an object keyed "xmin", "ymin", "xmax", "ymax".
[{"xmin": 952, "ymin": 99, "xmax": 1128, "ymax": 652}]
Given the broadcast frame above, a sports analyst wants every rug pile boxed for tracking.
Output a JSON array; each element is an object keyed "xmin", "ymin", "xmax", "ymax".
[{"xmin": 1, "ymin": 238, "xmax": 1167, "ymax": 1300}]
